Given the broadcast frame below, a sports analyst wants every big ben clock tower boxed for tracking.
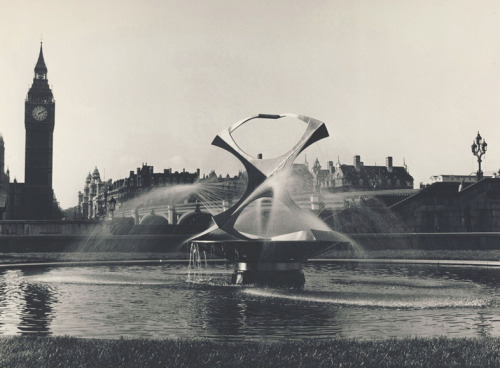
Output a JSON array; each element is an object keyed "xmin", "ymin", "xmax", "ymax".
[{"xmin": 23, "ymin": 42, "xmax": 56, "ymax": 219}]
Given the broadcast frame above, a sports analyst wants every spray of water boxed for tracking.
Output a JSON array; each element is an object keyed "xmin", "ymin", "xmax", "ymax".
[
  {"xmin": 230, "ymin": 166, "xmax": 345, "ymax": 240},
  {"xmin": 242, "ymin": 288, "xmax": 488, "ymax": 309},
  {"xmin": 187, "ymin": 243, "xmax": 209, "ymax": 283},
  {"xmin": 115, "ymin": 183, "xmax": 205, "ymax": 214}
]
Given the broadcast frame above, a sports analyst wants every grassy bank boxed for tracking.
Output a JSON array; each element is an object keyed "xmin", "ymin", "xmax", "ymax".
[{"xmin": 1, "ymin": 336, "xmax": 500, "ymax": 368}]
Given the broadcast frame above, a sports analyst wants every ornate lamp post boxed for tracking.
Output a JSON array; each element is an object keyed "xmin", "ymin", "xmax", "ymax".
[
  {"xmin": 108, "ymin": 196, "xmax": 116, "ymax": 219},
  {"xmin": 471, "ymin": 131, "xmax": 487, "ymax": 181}
]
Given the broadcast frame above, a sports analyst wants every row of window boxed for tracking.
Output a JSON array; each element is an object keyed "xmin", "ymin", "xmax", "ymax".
[{"xmin": 320, "ymin": 178, "xmax": 410, "ymax": 188}]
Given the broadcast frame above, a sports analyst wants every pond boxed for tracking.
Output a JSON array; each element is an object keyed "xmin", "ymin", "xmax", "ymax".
[{"xmin": 1, "ymin": 261, "xmax": 499, "ymax": 341}]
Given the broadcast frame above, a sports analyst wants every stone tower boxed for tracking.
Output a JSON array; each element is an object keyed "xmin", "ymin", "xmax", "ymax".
[{"xmin": 23, "ymin": 42, "xmax": 56, "ymax": 219}]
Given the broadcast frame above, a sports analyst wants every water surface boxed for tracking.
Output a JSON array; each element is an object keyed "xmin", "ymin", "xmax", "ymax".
[{"xmin": 1, "ymin": 261, "xmax": 498, "ymax": 341}]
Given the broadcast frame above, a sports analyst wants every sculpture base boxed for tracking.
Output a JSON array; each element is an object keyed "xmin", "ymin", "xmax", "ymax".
[
  {"xmin": 232, "ymin": 261, "xmax": 305, "ymax": 288},
  {"xmin": 190, "ymin": 236, "xmax": 348, "ymax": 288}
]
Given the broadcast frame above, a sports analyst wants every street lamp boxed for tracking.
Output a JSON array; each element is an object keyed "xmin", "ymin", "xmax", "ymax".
[
  {"xmin": 471, "ymin": 131, "xmax": 487, "ymax": 181},
  {"xmin": 108, "ymin": 196, "xmax": 116, "ymax": 219}
]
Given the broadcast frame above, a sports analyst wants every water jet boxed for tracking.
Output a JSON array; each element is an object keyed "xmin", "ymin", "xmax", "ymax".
[{"xmin": 190, "ymin": 113, "xmax": 350, "ymax": 287}]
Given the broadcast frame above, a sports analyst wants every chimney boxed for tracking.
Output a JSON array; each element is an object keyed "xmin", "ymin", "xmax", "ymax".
[
  {"xmin": 386, "ymin": 157, "xmax": 393, "ymax": 173},
  {"xmin": 354, "ymin": 155, "xmax": 361, "ymax": 171}
]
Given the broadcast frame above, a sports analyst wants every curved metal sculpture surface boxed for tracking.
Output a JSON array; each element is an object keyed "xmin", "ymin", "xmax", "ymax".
[
  {"xmin": 190, "ymin": 113, "xmax": 349, "ymax": 286},
  {"xmin": 197, "ymin": 113, "xmax": 329, "ymax": 241}
]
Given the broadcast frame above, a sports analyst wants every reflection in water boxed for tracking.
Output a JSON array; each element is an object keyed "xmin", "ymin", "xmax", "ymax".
[
  {"xmin": 0, "ymin": 270, "xmax": 25, "ymax": 335},
  {"xmin": 474, "ymin": 311, "xmax": 492, "ymax": 337},
  {"xmin": 18, "ymin": 283, "xmax": 55, "ymax": 335},
  {"xmin": 200, "ymin": 287, "xmax": 338, "ymax": 339},
  {"xmin": 0, "ymin": 262, "xmax": 497, "ymax": 340},
  {"xmin": 0, "ymin": 269, "xmax": 56, "ymax": 336}
]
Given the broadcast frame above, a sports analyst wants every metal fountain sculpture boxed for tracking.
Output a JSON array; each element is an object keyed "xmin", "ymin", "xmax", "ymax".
[{"xmin": 190, "ymin": 113, "xmax": 349, "ymax": 287}]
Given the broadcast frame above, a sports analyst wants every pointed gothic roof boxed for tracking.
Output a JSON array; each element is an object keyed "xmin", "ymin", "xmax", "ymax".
[
  {"xmin": 27, "ymin": 42, "xmax": 53, "ymax": 103},
  {"xmin": 92, "ymin": 167, "xmax": 101, "ymax": 180},
  {"xmin": 35, "ymin": 42, "xmax": 48, "ymax": 74}
]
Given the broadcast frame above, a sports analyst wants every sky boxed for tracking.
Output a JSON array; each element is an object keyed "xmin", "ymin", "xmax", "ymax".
[{"xmin": 1, "ymin": 0, "xmax": 500, "ymax": 209}]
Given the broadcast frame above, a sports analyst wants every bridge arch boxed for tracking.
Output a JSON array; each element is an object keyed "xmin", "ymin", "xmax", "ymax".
[
  {"xmin": 178, "ymin": 211, "xmax": 213, "ymax": 234},
  {"xmin": 139, "ymin": 212, "xmax": 169, "ymax": 225}
]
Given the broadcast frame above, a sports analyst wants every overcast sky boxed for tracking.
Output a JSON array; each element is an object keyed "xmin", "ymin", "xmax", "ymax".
[{"xmin": 1, "ymin": 0, "xmax": 500, "ymax": 209}]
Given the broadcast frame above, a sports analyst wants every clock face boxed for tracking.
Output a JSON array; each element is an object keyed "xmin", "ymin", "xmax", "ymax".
[{"xmin": 32, "ymin": 106, "xmax": 48, "ymax": 121}]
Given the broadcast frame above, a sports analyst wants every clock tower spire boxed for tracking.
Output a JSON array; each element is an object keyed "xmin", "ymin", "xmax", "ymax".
[
  {"xmin": 27, "ymin": 42, "xmax": 53, "ymax": 105},
  {"xmin": 35, "ymin": 42, "xmax": 48, "ymax": 77},
  {"xmin": 23, "ymin": 42, "xmax": 56, "ymax": 219}
]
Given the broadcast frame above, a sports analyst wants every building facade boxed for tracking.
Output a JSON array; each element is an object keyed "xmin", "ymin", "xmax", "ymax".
[
  {"xmin": 77, "ymin": 164, "xmax": 200, "ymax": 219},
  {"xmin": 0, "ymin": 134, "xmax": 4, "ymax": 176},
  {"xmin": 77, "ymin": 167, "xmax": 112, "ymax": 219},
  {"xmin": 312, "ymin": 155, "xmax": 414, "ymax": 192},
  {"xmin": 391, "ymin": 178, "xmax": 500, "ymax": 233},
  {"xmin": 429, "ymin": 175, "xmax": 477, "ymax": 184},
  {"xmin": 0, "ymin": 135, "xmax": 8, "ymax": 218}
]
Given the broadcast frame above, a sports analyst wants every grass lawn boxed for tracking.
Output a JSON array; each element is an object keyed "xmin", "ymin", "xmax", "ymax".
[{"xmin": 1, "ymin": 336, "xmax": 500, "ymax": 368}]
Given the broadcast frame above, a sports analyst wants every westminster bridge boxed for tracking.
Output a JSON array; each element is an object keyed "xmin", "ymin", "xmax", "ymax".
[{"xmin": 111, "ymin": 188, "xmax": 418, "ymax": 225}]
